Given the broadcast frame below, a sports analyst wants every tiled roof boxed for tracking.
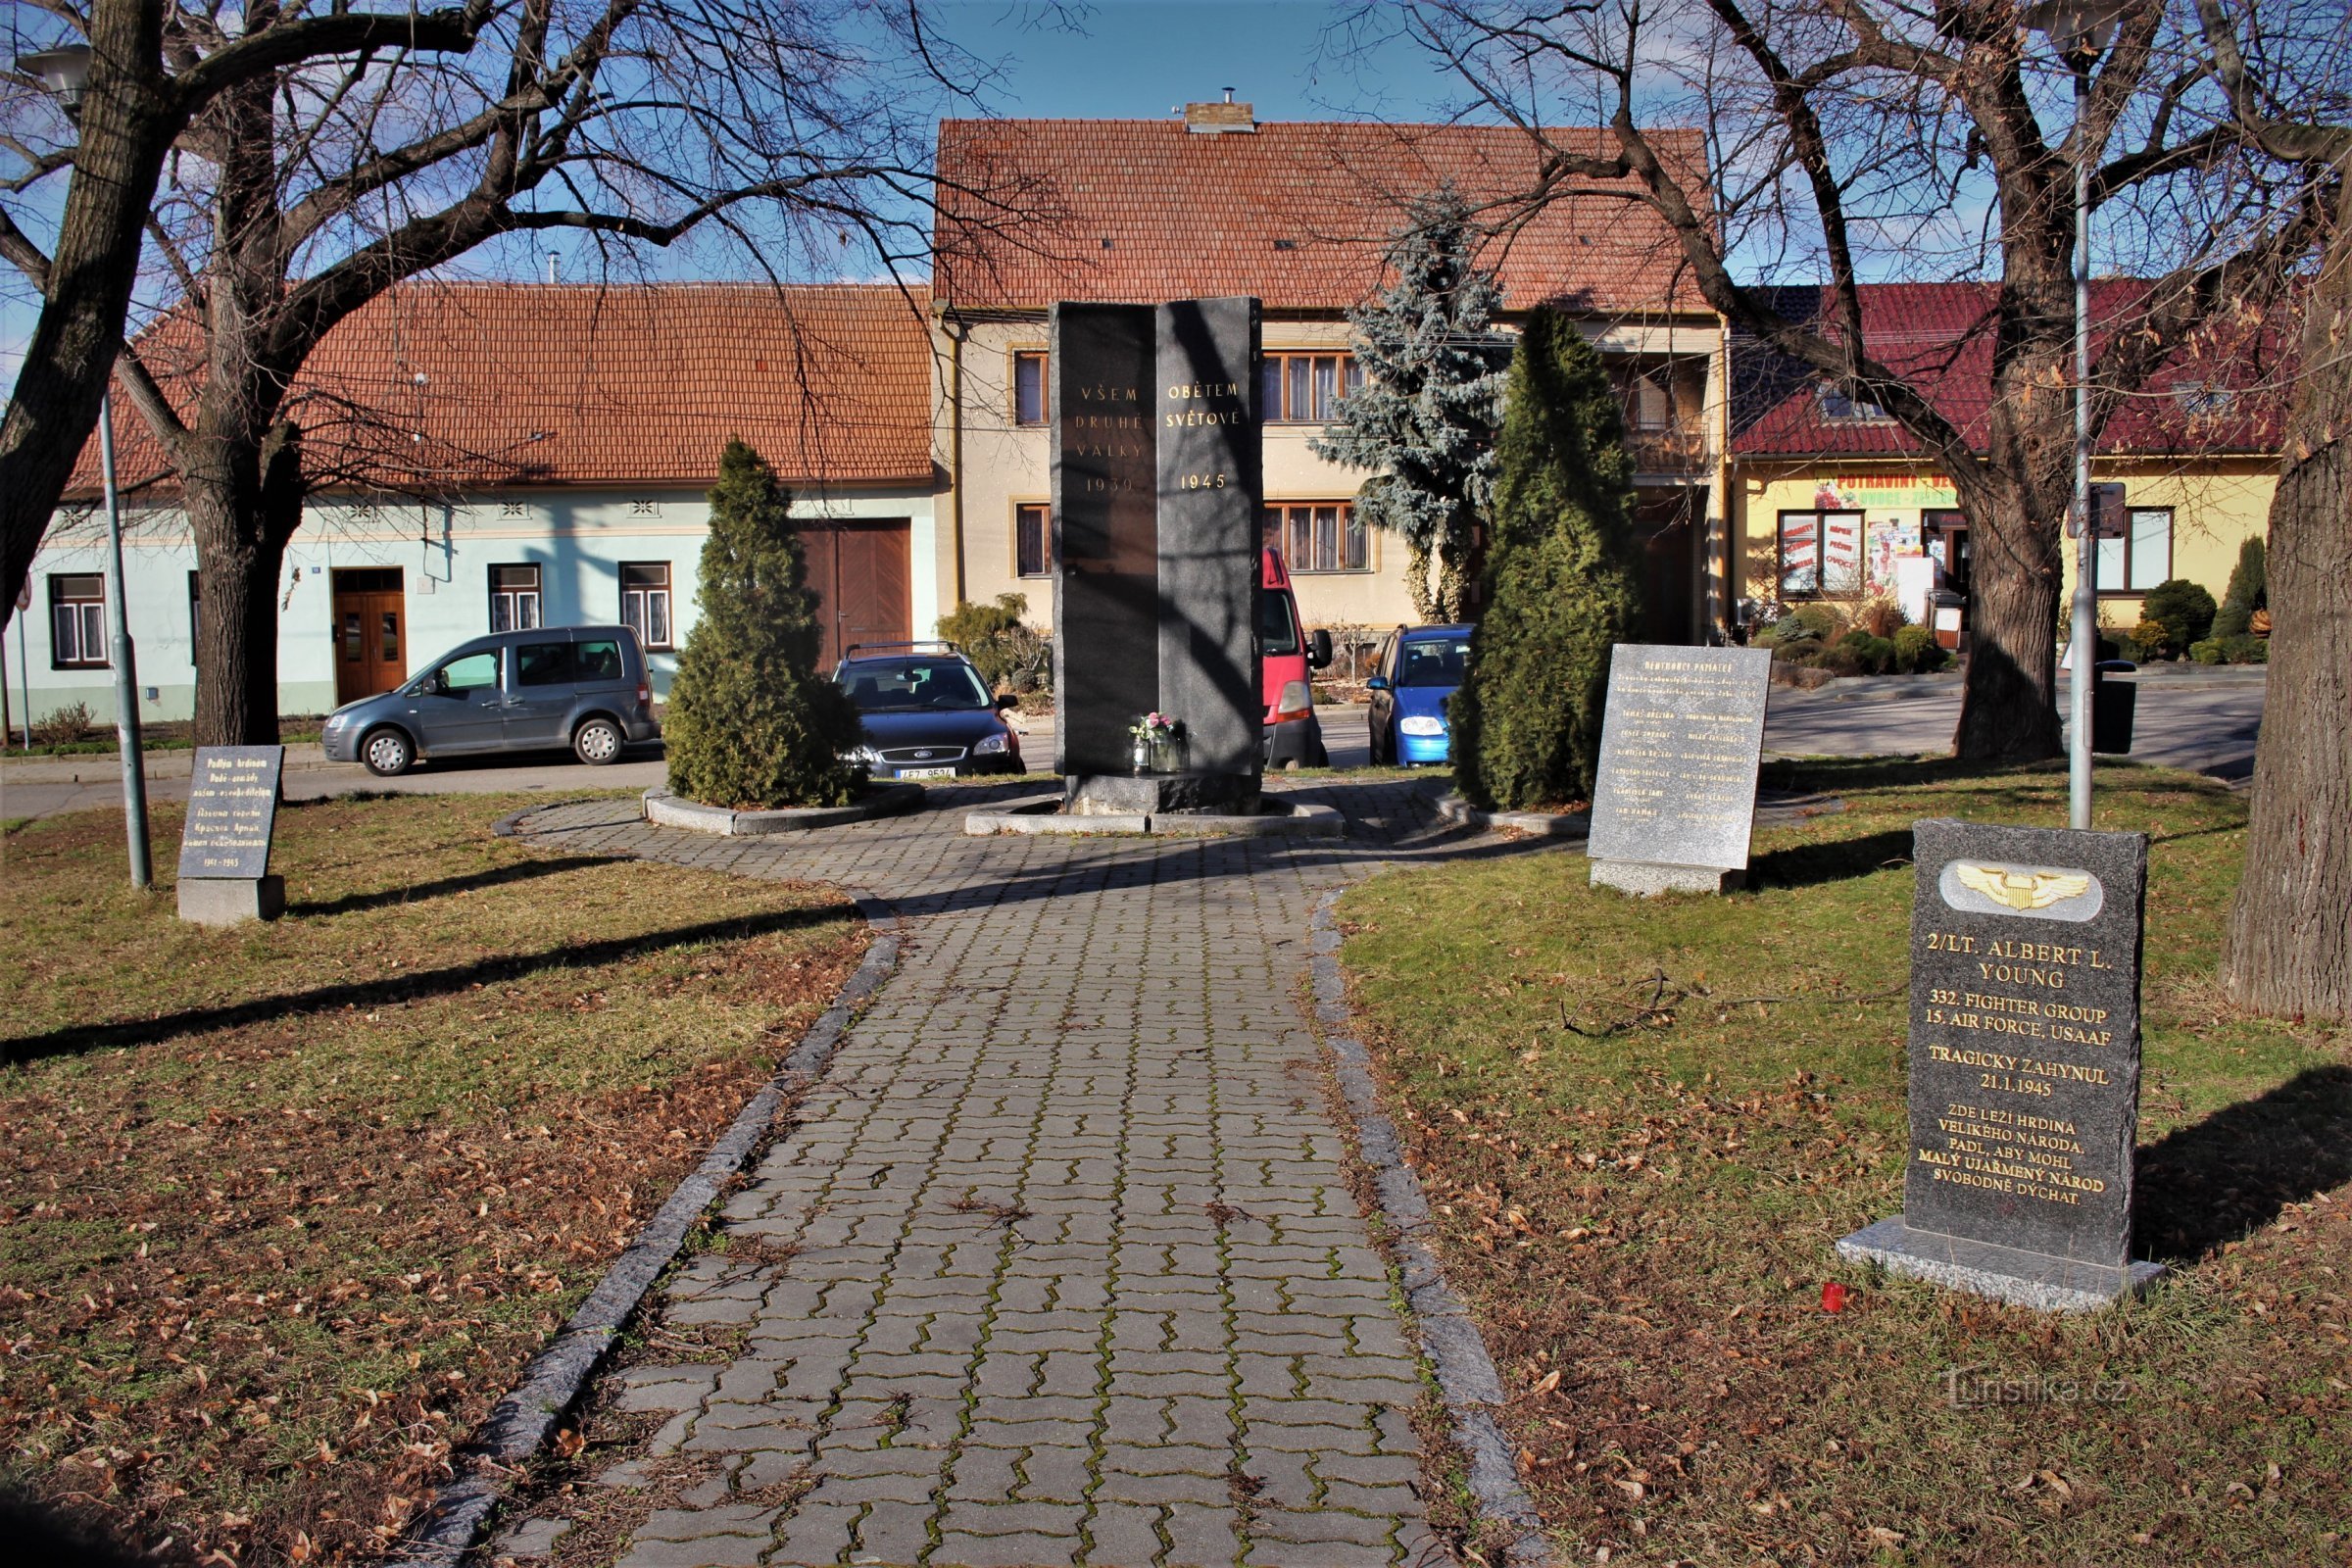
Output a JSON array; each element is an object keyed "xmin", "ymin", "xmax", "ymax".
[
  {"xmin": 1731, "ymin": 281, "xmax": 2287, "ymax": 459},
  {"xmin": 75, "ymin": 282, "xmax": 937, "ymax": 498},
  {"xmin": 934, "ymin": 119, "xmax": 1709, "ymax": 316}
]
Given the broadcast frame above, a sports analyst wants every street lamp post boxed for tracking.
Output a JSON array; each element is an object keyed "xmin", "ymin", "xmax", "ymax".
[
  {"xmin": 2023, "ymin": 2, "xmax": 2124, "ymax": 833},
  {"xmin": 19, "ymin": 41, "xmax": 153, "ymax": 884}
]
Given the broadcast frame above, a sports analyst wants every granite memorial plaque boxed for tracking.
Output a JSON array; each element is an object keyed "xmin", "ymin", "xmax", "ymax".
[
  {"xmin": 1153, "ymin": 297, "xmax": 1262, "ymax": 777},
  {"xmin": 1052, "ymin": 303, "xmax": 1159, "ymax": 780},
  {"xmin": 1838, "ymin": 818, "xmax": 2163, "ymax": 1311},
  {"xmin": 176, "ymin": 745, "xmax": 286, "ymax": 925},
  {"xmin": 1052, "ymin": 297, "xmax": 1263, "ymax": 800},
  {"xmin": 1587, "ymin": 644, "xmax": 1773, "ymax": 894}
]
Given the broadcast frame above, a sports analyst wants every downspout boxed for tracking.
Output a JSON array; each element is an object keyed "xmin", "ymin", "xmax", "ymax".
[
  {"xmin": 941, "ymin": 305, "xmax": 969, "ymax": 611},
  {"xmin": 1713, "ymin": 309, "xmax": 1735, "ymax": 641}
]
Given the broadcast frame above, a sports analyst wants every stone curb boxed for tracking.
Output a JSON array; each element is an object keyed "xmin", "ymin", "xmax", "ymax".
[
  {"xmin": 1435, "ymin": 796, "xmax": 1590, "ymax": 839},
  {"xmin": 388, "ymin": 805, "xmax": 905, "ymax": 1567},
  {"xmin": 642, "ymin": 782, "xmax": 923, "ymax": 835},
  {"xmin": 963, "ymin": 793, "xmax": 1345, "ymax": 837},
  {"xmin": 1307, "ymin": 890, "xmax": 1556, "ymax": 1568}
]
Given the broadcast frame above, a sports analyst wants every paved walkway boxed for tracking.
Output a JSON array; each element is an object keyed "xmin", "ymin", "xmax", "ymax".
[{"xmin": 509, "ymin": 779, "xmax": 1537, "ymax": 1568}]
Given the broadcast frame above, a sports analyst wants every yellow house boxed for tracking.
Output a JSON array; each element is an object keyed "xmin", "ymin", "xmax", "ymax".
[{"xmin": 1727, "ymin": 282, "xmax": 2278, "ymax": 646}]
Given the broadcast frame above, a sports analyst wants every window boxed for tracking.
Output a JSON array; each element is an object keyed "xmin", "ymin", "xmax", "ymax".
[
  {"xmin": 620, "ymin": 562, "xmax": 672, "ymax": 649},
  {"xmin": 1014, "ymin": 503, "xmax": 1051, "ymax": 578},
  {"xmin": 1778, "ymin": 510, "xmax": 1864, "ymax": 597},
  {"xmin": 1260, "ymin": 352, "xmax": 1363, "ymax": 422},
  {"xmin": 631, "ymin": 499, "xmax": 658, "ymax": 515},
  {"xmin": 1261, "ymin": 503, "xmax": 1368, "ymax": 573},
  {"xmin": 1627, "ymin": 368, "xmax": 1673, "ymax": 431},
  {"xmin": 437, "ymin": 651, "xmax": 500, "ymax": 693},
  {"xmin": 188, "ymin": 570, "xmax": 201, "ymax": 664},
  {"xmin": 841, "ymin": 659, "xmax": 993, "ymax": 711},
  {"xmin": 489, "ymin": 564, "xmax": 541, "ymax": 631},
  {"xmin": 1818, "ymin": 384, "xmax": 1889, "ymax": 422},
  {"xmin": 1013, "ymin": 351, "xmax": 1048, "ymax": 425},
  {"xmin": 2096, "ymin": 508, "xmax": 2173, "ymax": 593},
  {"xmin": 576, "ymin": 637, "xmax": 625, "ymax": 682},
  {"xmin": 515, "ymin": 640, "xmax": 575, "ymax": 686},
  {"xmin": 49, "ymin": 574, "xmax": 106, "ymax": 668},
  {"xmin": 500, "ymin": 500, "xmax": 527, "ymax": 516},
  {"xmin": 1257, "ymin": 587, "xmax": 1301, "ymax": 657}
]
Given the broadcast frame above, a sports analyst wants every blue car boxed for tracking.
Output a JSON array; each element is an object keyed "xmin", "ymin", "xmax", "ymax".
[{"xmin": 1365, "ymin": 624, "xmax": 1471, "ymax": 766}]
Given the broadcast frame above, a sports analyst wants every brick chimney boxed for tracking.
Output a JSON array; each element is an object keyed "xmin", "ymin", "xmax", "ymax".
[{"xmin": 1184, "ymin": 89, "xmax": 1254, "ymax": 133}]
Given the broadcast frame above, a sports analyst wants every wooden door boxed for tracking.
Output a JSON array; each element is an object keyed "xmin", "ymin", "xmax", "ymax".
[
  {"xmin": 1633, "ymin": 491, "xmax": 1700, "ymax": 646},
  {"xmin": 332, "ymin": 568, "xmax": 408, "ymax": 705},
  {"xmin": 801, "ymin": 520, "xmax": 909, "ymax": 667}
]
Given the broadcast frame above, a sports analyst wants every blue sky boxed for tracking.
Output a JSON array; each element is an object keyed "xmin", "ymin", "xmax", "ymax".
[{"xmin": 930, "ymin": 0, "xmax": 1446, "ymax": 122}]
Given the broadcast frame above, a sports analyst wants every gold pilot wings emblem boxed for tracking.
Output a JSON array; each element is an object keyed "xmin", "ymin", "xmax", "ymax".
[
  {"xmin": 1939, "ymin": 858, "xmax": 2104, "ymax": 921},
  {"xmin": 1954, "ymin": 863, "xmax": 2092, "ymax": 910}
]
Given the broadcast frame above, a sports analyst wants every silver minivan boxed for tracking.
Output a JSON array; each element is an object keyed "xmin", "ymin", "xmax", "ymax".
[{"xmin": 319, "ymin": 625, "xmax": 660, "ymax": 776}]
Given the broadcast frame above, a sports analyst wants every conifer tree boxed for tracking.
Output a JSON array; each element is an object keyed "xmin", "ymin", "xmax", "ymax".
[
  {"xmin": 664, "ymin": 440, "xmax": 865, "ymax": 808},
  {"xmin": 1307, "ymin": 187, "xmax": 1508, "ymax": 620},
  {"xmin": 1450, "ymin": 311, "xmax": 1643, "ymax": 809},
  {"xmin": 2212, "ymin": 535, "xmax": 2268, "ymax": 639}
]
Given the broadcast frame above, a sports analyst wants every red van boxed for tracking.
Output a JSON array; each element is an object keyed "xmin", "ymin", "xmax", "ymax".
[{"xmin": 1260, "ymin": 547, "xmax": 1333, "ymax": 767}]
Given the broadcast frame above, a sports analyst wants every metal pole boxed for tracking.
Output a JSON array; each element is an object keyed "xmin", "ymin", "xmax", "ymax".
[
  {"xmin": 15, "ymin": 604, "xmax": 27, "ymax": 750},
  {"xmin": 98, "ymin": 386, "xmax": 154, "ymax": 887},
  {"xmin": 2067, "ymin": 63, "xmax": 2096, "ymax": 832}
]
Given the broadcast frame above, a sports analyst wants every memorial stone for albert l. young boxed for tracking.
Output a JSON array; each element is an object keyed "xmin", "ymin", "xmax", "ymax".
[
  {"xmin": 1051, "ymin": 297, "xmax": 1263, "ymax": 813},
  {"xmin": 1586, "ymin": 644, "xmax": 1773, "ymax": 895},
  {"xmin": 176, "ymin": 744, "xmax": 287, "ymax": 925},
  {"xmin": 1838, "ymin": 818, "xmax": 2163, "ymax": 1312}
]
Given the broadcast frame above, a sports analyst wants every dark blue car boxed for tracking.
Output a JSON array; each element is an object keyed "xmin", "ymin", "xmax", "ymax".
[
  {"xmin": 1365, "ymin": 624, "xmax": 1471, "ymax": 767},
  {"xmin": 834, "ymin": 645, "xmax": 1025, "ymax": 779}
]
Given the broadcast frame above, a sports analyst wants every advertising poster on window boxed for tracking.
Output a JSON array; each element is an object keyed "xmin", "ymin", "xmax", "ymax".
[
  {"xmin": 1781, "ymin": 514, "xmax": 1819, "ymax": 595},
  {"xmin": 1866, "ymin": 520, "xmax": 1923, "ymax": 596},
  {"xmin": 1821, "ymin": 513, "xmax": 1863, "ymax": 594}
]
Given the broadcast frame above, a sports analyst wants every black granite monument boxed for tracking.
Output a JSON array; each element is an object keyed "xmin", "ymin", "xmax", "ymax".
[
  {"xmin": 1052, "ymin": 298, "xmax": 1262, "ymax": 812},
  {"xmin": 1838, "ymin": 818, "xmax": 2163, "ymax": 1311},
  {"xmin": 176, "ymin": 745, "xmax": 286, "ymax": 925},
  {"xmin": 1586, "ymin": 644, "xmax": 1773, "ymax": 894}
]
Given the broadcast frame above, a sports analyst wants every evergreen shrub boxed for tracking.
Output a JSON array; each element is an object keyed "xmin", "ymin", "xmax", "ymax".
[
  {"xmin": 2212, "ymin": 537, "xmax": 2268, "ymax": 639},
  {"xmin": 2140, "ymin": 578, "xmax": 2218, "ymax": 655},
  {"xmin": 663, "ymin": 441, "xmax": 865, "ymax": 808},
  {"xmin": 1892, "ymin": 624, "xmax": 1946, "ymax": 673},
  {"xmin": 1450, "ymin": 311, "xmax": 1642, "ymax": 808}
]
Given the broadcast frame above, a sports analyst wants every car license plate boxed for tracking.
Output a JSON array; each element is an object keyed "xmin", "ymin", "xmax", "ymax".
[{"xmin": 896, "ymin": 766, "xmax": 955, "ymax": 780}]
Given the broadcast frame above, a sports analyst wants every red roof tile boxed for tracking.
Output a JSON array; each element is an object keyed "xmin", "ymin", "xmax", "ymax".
[
  {"xmin": 934, "ymin": 119, "xmax": 1709, "ymax": 316},
  {"xmin": 78, "ymin": 282, "xmax": 936, "ymax": 498},
  {"xmin": 1731, "ymin": 281, "xmax": 2287, "ymax": 459}
]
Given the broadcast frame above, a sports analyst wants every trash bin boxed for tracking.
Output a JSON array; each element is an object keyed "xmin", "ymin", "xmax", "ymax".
[{"xmin": 2091, "ymin": 678, "xmax": 2136, "ymax": 755}]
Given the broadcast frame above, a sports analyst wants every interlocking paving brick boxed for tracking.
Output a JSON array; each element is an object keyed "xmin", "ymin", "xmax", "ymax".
[{"xmin": 514, "ymin": 779, "xmax": 1484, "ymax": 1566}]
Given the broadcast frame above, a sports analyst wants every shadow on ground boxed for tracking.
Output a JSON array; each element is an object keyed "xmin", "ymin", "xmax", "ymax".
[{"xmin": 2134, "ymin": 1065, "xmax": 2352, "ymax": 1262}]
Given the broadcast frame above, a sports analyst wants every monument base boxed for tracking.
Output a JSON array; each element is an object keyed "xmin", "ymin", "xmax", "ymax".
[
  {"xmin": 178, "ymin": 874, "xmax": 286, "ymax": 927},
  {"xmin": 1590, "ymin": 860, "xmax": 1743, "ymax": 896},
  {"xmin": 1837, "ymin": 1215, "xmax": 2166, "ymax": 1314},
  {"xmin": 1067, "ymin": 772, "xmax": 1260, "ymax": 817}
]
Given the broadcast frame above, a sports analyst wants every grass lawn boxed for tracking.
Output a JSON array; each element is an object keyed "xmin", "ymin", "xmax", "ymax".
[
  {"xmin": 1340, "ymin": 760, "xmax": 2351, "ymax": 1566},
  {"xmin": 0, "ymin": 795, "xmax": 867, "ymax": 1566}
]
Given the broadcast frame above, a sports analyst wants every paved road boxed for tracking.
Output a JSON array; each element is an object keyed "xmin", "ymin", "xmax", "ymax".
[
  {"xmin": 1, "ymin": 671, "xmax": 2267, "ymax": 823},
  {"xmin": 500, "ymin": 778, "xmax": 1521, "ymax": 1568}
]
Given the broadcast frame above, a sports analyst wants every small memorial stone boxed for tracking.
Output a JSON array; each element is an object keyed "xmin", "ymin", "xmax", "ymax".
[
  {"xmin": 1586, "ymin": 644, "xmax": 1772, "ymax": 894},
  {"xmin": 176, "ymin": 745, "xmax": 286, "ymax": 925},
  {"xmin": 1838, "ymin": 818, "xmax": 2164, "ymax": 1311}
]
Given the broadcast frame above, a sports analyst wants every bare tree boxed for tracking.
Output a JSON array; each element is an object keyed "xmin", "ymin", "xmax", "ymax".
[
  {"xmin": 1385, "ymin": 0, "xmax": 2321, "ymax": 760},
  {"xmin": 2, "ymin": 0, "xmax": 1033, "ymax": 744},
  {"xmin": 2191, "ymin": 0, "xmax": 2352, "ymax": 1017},
  {"xmin": 0, "ymin": 1, "xmax": 489, "ymax": 635}
]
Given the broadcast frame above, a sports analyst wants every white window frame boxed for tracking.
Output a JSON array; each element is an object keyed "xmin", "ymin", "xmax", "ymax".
[
  {"xmin": 2095, "ymin": 507, "xmax": 2174, "ymax": 595},
  {"xmin": 620, "ymin": 561, "xmax": 673, "ymax": 650},
  {"xmin": 489, "ymin": 563, "xmax": 542, "ymax": 632},
  {"xmin": 50, "ymin": 573, "xmax": 107, "ymax": 668}
]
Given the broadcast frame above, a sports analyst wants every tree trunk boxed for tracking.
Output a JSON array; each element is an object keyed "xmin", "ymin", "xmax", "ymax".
[
  {"xmin": 2224, "ymin": 178, "xmax": 2352, "ymax": 1019},
  {"xmin": 0, "ymin": 0, "xmax": 172, "ymax": 624},
  {"xmin": 1404, "ymin": 537, "xmax": 1438, "ymax": 621},
  {"xmin": 1950, "ymin": 478, "xmax": 2066, "ymax": 760},
  {"xmin": 188, "ymin": 420, "xmax": 302, "ymax": 746}
]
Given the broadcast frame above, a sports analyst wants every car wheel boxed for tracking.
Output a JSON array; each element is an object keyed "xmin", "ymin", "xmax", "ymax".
[
  {"xmin": 573, "ymin": 716, "xmax": 624, "ymax": 765},
  {"xmin": 361, "ymin": 726, "xmax": 415, "ymax": 777}
]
